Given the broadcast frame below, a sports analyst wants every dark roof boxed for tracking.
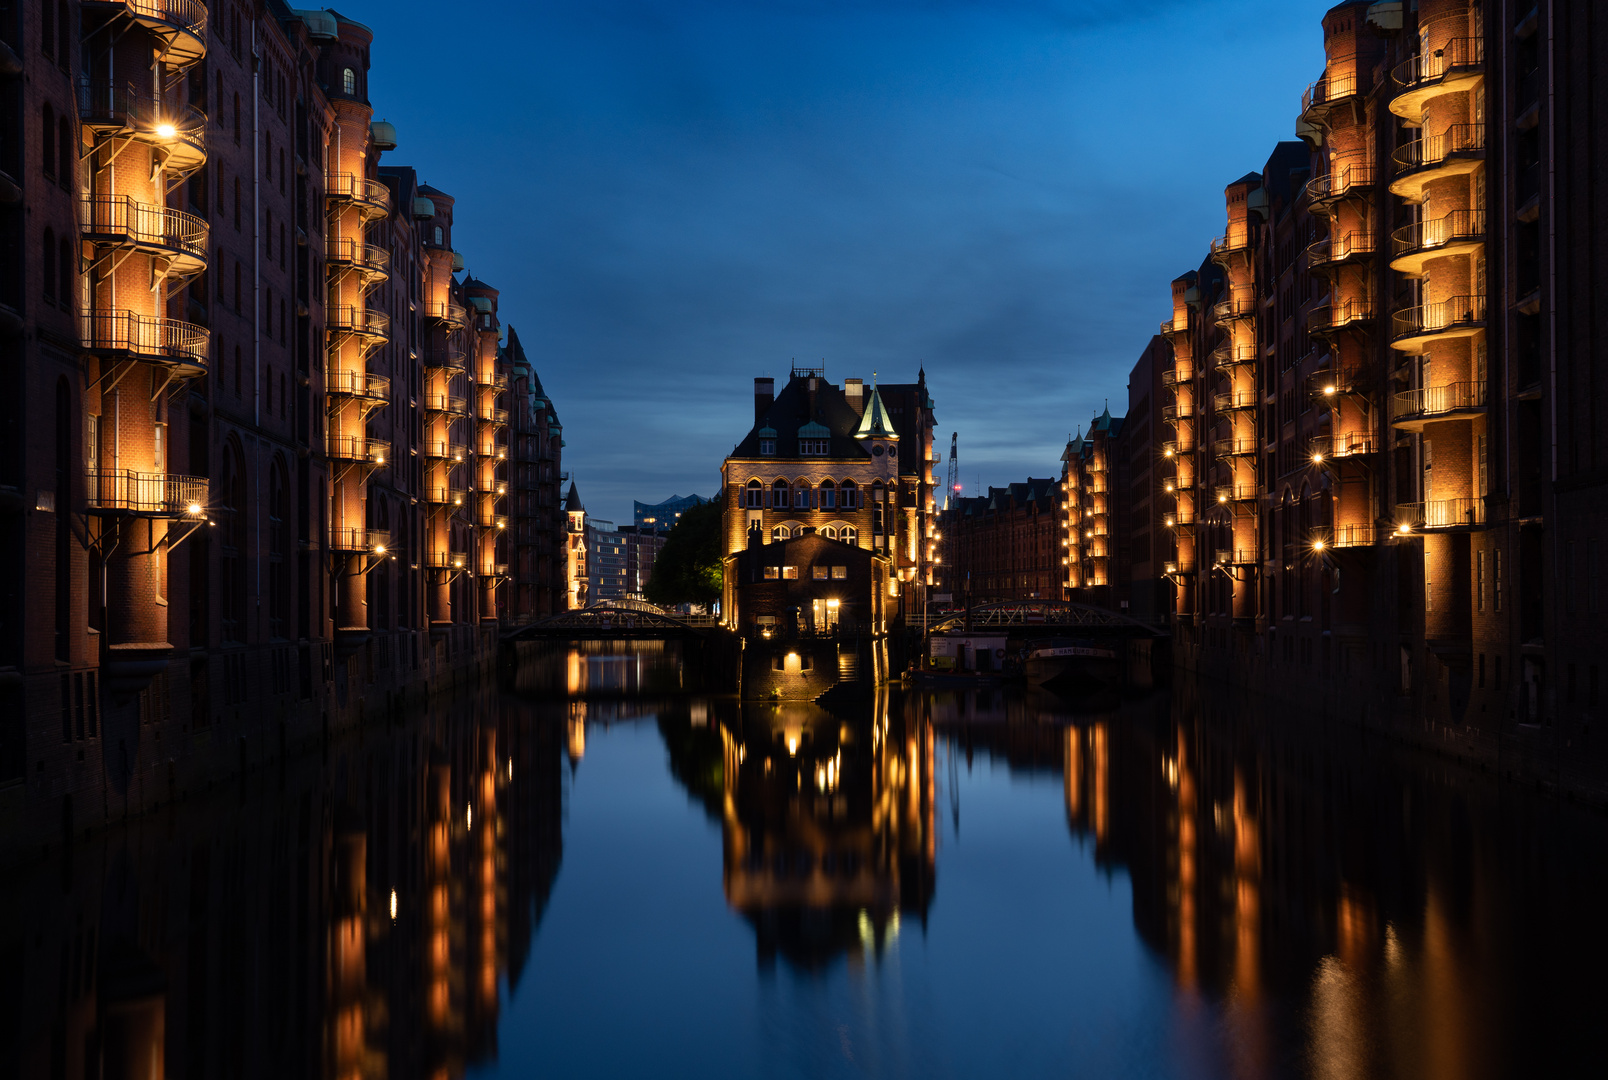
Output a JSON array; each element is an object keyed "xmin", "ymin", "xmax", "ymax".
[{"xmin": 564, "ymin": 482, "xmax": 584, "ymax": 512}]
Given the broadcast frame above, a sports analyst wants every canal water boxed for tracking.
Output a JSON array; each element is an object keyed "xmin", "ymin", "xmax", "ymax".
[{"xmin": 8, "ymin": 641, "xmax": 1608, "ymax": 1079}]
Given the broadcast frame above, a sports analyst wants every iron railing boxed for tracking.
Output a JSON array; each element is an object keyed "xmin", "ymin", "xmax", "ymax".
[
  {"xmin": 1310, "ymin": 432, "xmax": 1376, "ymax": 460},
  {"xmin": 81, "ymin": 195, "xmax": 208, "ymax": 262},
  {"xmin": 326, "ymin": 434, "xmax": 388, "ymax": 465},
  {"xmin": 1308, "ymin": 300, "xmax": 1376, "ymax": 334},
  {"xmin": 424, "ymin": 393, "xmax": 469, "ymax": 415},
  {"xmin": 1391, "ymin": 294, "xmax": 1487, "ymax": 344},
  {"xmin": 85, "ymin": 469, "xmax": 207, "ymax": 516},
  {"xmin": 1391, "ymin": 37, "xmax": 1484, "ymax": 91},
  {"xmin": 1393, "ymin": 380, "xmax": 1486, "ymax": 420},
  {"xmin": 1393, "ymin": 124, "xmax": 1486, "ymax": 175},
  {"xmin": 326, "ymin": 305, "xmax": 390, "ymax": 340},
  {"xmin": 1214, "ymin": 389, "xmax": 1258, "ymax": 412},
  {"xmin": 325, "ymin": 235, "xmax": 390, "ymax": 276},
  {"xmin": 1391, "ymin": 210, "xmax": 1486, "ymax": 260},
  {"xmin": 327, "ymin": 370, "xmax": 390, "ymax": 402},
  {"xmin": 82, "ymin": 309, "xmax": 208, "ymax": 369},
  {"xmin": 1302, "ymin": 65, "xmax": 1360, "ymax": 115},
  {"xmin": 330, "ymin": 527, "xmax": 389, "ymax": 552},
  {"xmin": 326, "ymin": 173, "xmax": 391, "ymax": 215},
  {"xmin": 1307, "ymin": 231, "xmax": 1375, "ymax": 267},
  {"xmin": 1397, "ymin": 499, "xmax": 1486, "ymax": 529},
  {"xmin": 1305, "ymin": 161, "xmax": 1376, "ymax": 203}
]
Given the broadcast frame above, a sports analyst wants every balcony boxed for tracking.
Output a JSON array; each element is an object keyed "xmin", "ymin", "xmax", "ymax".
[
  {"xmin": 327, "ymin": 370, "xmax": 390, "ymax": 407},
  {"xmin": 85, "ymin": 469, "xmax": 207, "ymax": 517},
  {"xmin": 1301, "ymin": 65, "xmax": 1360, "ymax": 123},
  {"xmin": 1086, "ymin": 457, "xmax": 1106, "ymax": 473},
  {"xmin": 1309, "ymin": 432, "xmax": 1376, "ymax": 462},
  {"xmin": 82, "ymin": 309, "xmax": 208, "ymax": 376},
  {"xmin": 1329, "ymin": 522, "xmax": 1376, "ymax": 548},
  {"xmin": 1390, "ymin": 37, "xmax": 1485, "ymax": 123},
  {"xmin": 425, "ymin": 551, "xmax": 468, "ymax": 571},
  {"xmin": 479, "ymin": 406, "xmax": 510, "ymax": 425},
  {"xmin": 1307, "ymin": 299, "xmax": 1376, "ymax": 338},
  {"xmin": 477, "ymin": 508, "xmax": 509, "ymax": 530},
  {"xmin": 1390, "ymin": 294, "xmax": 1486, "ymax": 354},
  {"xmin": 1160, "ymin": 440, "xmax": 1193, "ymax": 458},
  {"xmin": 1210, "ymin": 342, "xmax": 1257, "ymax": 368},
  {"xmin": 1209, "ymin": 232, "xmax": 1253, "ymax": 265},
  {"xmin": 326, "ymin": 433, "xmax": 389, "ymax": 467},
  {"xmin": 326, "ymin": 305, "xmax": 390, "ymax": 344},
  {"xmin": 326, "ymin": 173, "xmax": 391, "ymax": 219},
  {"xmin": 423, "ymin": 486, "xmax": 472, "ymax": 507},
  {"xmin": 1396, "ymin": 499, "xmax": 1487, "ymax": 531},
  {"xmin": 1304, "ymin": 161, "xmax": 1375, "ymax": 209},
  {"xmin": 1213, "ymin": 389, "xmax": 1257, "ymax": 412},
  {"xmin": 424, "ymin": 393, "xmax": 469, "ymax": 417},
  {"xmin": 1214, "ymin": 483, "xmax": 1259, "ymax": 504},
  {"xmin": 76, "ymin": 81, "xmax": 207, "ymax": 178},
  {"xmin": 81, "ymin": 195, "xmax": 208, "ymax": 275},
  {"xmin": 423, "ymin": 439, "xmax": 469, "ymax": 463},
  {"xmin": 325, "ymin": 235, "xmax": 390, "ymax": 283},
  {"xmin": 1162, "ymin": 401, "xmax": 1196, "ymax": 422},
  {"xmin": 1215, "ymin": 435, "xmax": 1258, "ymax": 457},
  {"xmin": 423, "ymin": 344, "xmax": 466, "ymax": 372},
  {"xmin": 1307, "ymin": 231, "xmax": 1375, "ymax": 271},
  {"xmin": 423, "ymin": 301, "xmax": 468, "ymax": 326},
  {"xmin": 86, "ymin": 1, "xmax": 209, "ymax": 66},
  {"xmin": 1161, "ymin": 364, "xmax": 1193, "ymax": 387},
  {"xmin": 1391, "ymin": 381, "xmax": 1487, "ymax": 431},
  {"xmin": 1214, "ymin": 548, "xmax": 1259, "ymax": 567},
  {"xmin": 1159, "ymin": 318, "xmax": 1187, "ymax": 339},
  {"xmin": 488, "ymin": 371, "xmax": 510, "ymax": 391},
  {"xmin": 1390, "ymin": 210, "xmax": 1486, "ymax": 276},
  {"xmin": 1212, "ymin": 294, "xmax": 1256, "ymax": 326},
  {"xmin": 479, "ymin": 563, "xmax": 511, "ymax": 579},
  {"xmin": 1389, "ymin": 124, "xmax": 1485, "ymax": 202},
  {"xmin": 330, "ymin": 527, "xmax": 389, "ymax": 552}
]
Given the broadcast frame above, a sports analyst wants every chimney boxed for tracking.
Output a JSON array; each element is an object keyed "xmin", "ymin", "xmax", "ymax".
[
  {"xmin": 844, "ymin": 378, "xmax": 864, "ymax": 411},
  {"xmin": 754, "ymin": 378, "xmax": 774, "ymax": 423}
]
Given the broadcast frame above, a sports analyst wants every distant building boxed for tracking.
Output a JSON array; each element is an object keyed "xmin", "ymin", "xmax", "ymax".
[
  {"xmin": 586, "ymin": 523, "xmax": 666, "ymax": 603},
  {"xmin": 634, "ymin": 494, "xmax": 710, "ymax": 534},
  {"xmin": 950, "ymin": 478, "xmax": 1063, "ymax": 602},
  {"xmin": 565, "ymin": 483, "xmax": 588, "ymax": 609}
]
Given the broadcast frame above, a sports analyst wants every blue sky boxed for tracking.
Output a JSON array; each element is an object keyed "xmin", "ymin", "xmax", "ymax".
[{"xmin": 362, "ymin": 0, "xmax": 1327, "ymax": 525}]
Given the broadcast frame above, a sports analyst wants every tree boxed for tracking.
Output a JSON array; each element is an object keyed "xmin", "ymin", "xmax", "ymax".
[{"xmin": 644, "ymin": 500, "xmax": 723, "ymax": 608}]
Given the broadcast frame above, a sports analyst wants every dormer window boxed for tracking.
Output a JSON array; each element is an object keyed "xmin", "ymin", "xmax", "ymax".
[
  {"xmin": 799, "ymin": 439, "xmax": 829, "ymax": 455},
  {"xmin": 342, "ymin": 67, "xmax": 356, "ymax": 95},
  {"xmin": 759, "ymin": 438, "xmax": 776, "ymax": 455}
]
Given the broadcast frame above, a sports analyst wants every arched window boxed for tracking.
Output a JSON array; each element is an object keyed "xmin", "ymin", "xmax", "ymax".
[
  {"xmin": 58, "ymin": 116, "xmax": 71, "ymax": 185},
  {"xmin": 56, "ymin": 1, "xmax": 68, "ymax": 62},
  {"xmin": 771, "ymin": 479, "xmax": 788, "ymax": 508},
  {"xmin": 744, "ymin": 480, "xmax": 763, "ymax": 509},
  {"xmin": 42, "ymin": 229, "xmax": 56, "ymax": 303},
  {"xmin": 42, "ymin": 104, "xmax": 55, "ymax": 178},
  {"xmin": 771, "ymin": 525, "xmax": 789, "ymax": 542},
  {"xmin": 820, "ymin": 526, "xmax": 837, "ymax": 541},
  {"xmin": 840, "ymin": 480, "xmax": 858, "ymax": 509},
  {"xmin": 819, "ymin": 480, "xmax": 836, "ymax": 509},
  {"xmin": 233, "ymin": 92, "xmax": 241, "ymax": 143},
  {"xmin": 840, "ymin": 526, "xmax": 858, "ymax": 544},
  {"xmin": 794, "ymin": 481, "xmax": 810, "ymax": 509},
  {"xmin": 342, "ymin": 68, "xmax": 356, "ymax": 95}
]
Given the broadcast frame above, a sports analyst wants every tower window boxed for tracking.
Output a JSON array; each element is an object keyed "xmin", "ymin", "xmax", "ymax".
[{"xmin": 343, "ymin": 68, "xmax": 356, "ymax": 95}]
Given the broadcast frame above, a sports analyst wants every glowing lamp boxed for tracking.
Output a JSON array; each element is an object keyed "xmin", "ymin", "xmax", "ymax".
[
  {"xmin": 156, "ymin": 123, "xmax": 177, "ymax": 139},
  {"xmin": 374, "ymin": 544, "xmax": 387, "ymax": 555},
  {"xmin": 1312, "ymin": 452, "xmax": 1324, "ymax": 464},
  {"xmin": 1324, "ymin": 385, "xmax": 1337, "ymax": 396},
  {"xmin": 185, "ymin": 502, "xmax": 202, "ymax": 516},
  {"xmin": 1312, "ymin": 540, "xmax": 1325, "ymax": 552}
]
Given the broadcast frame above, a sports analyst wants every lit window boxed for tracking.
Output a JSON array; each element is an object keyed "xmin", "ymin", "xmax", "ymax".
[
  {"xmin": 763, "ymin": 567, "xmax": 779, "ymax": 579},
  {"xmin": 794, "ymin": 484, "xmax": 810, "ymax": 509},
  {"xmin": 832, "ymin": 566, "xmax": 848, "ymax": 579},
  {"xmin": 342, "ymin": 68, "xmax": 356, "ymax": 95},
  {"xmin": 819, "ymin": 526, "xmax": 837, "ymax": 540},
  {"xmin": 812, "ymin": 566, "xmax": 829, "ymax": 580},
  {"xmin": 782, "ymin": 566, "xmax": 799, "ymax": 580},
  {"xmin": 840, "ymin": 526, "xmax": 857, "ymax": 543},
  {"xmin": 745, "ymin": 480, "xmax": 763, "ymax": 508},
  {"xmin": 759, "ymin": 438, "xmax": 776, "ymax": 455},
  {"xmin": 771, "ymin": 525, "xmax": 789, "ymax": 541}
]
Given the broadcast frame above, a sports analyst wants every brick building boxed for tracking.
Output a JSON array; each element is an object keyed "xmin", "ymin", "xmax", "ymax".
[
  {"xmin": 950, "ymin": 478, "xmax": 1061, "ymax": 603},
  {"xmin": 1119, "ymin": 0, "xmax": 1608, "ymax": 785},
  {"xmin": 0, "ymin": 1, "xmax": 570, "ymax": 857}
]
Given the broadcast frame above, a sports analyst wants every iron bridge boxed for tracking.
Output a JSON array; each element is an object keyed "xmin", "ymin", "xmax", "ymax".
[
  {"xmin": 923, "ymin": 600, "xmax": 1168, "ymax": 638},
  {"xmin": 502, "ymin": 599, "xmax": 718, "ymax": 641}
]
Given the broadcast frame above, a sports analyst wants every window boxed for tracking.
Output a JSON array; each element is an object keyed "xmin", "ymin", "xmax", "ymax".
[
  {"xmin": 763, "ymin": 566, "xmax": 779, "ymax": 580},
  {"xmin": 819, "ymin": 526, "xmax": 836, "ymax": 541},
  {"xmin": 800, "ymin": 439, "xmax": 829, "ymax": 455},
  {"xmin": 1476, "ymin": 551, "xmax": 1486, "ymax": 612},
  {"xmin": 58, "ymin": 237, "xmax": 72, "ymax": 307},
  {"xmin": 820, "ymin": 480, "xmax": 835, "ymax": 509},
  {"xmin": 744, "ymin": 480, "xmax": 763, "ymax": 509},
  {"xmin": 840, "ymin": 481, "xmax": 858, "ymax": 509},
  {"xmin": 759, "ymin": 438, "xmax": 776, "ymax": 455},
  {"xmin": 771, "ymin": 480, "xmax": 788, "ymax": 507},
  {"xmin": 794, "ymin": 483, "xmax": 809, "ymax": 509},
  {"xmin": 42, "ymin": 104, "xmax": 55, "ymax": 179},
  {"xmin": 58, "ymin": 116, "xmax": 72, "ymax": 187},
  {"xmin": 832, "ymin": 566, "xmax": 848, "ymax": 579},
  {"xmin": 1494, "ymin": 549, "xmax": 1504, "ymax": 612},
  {"xmin": 771, "ymin": 525, "xmax": 789, "ymax": 542},
  {"xmin": 42, "ymin": 230, "xmax": 56, "ymax": 303},
  {"xmin": 812, "ymin": 566, "xmax": 829, "ymax": 580},
  {"xmin": 342, "ymin": 68, "xmax": 356, "ymax": 95},
  {"xmin": 840, "ymin": 526, "xmax": 857, "ymax": 544},
  {"xmin": 782, "ymin": 566, "xmax": 799, "ymax": 580},
  {"xmin": 434, "ymin": 225, "xmax": 443, "ymax": 245}
]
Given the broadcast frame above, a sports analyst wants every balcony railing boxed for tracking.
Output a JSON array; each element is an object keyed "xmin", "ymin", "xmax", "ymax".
[
  {"xmin": 325, "ymin": 235, "xmax": 390, "ymax": 279},
  {"xmin": 480, "ymin": 406, "xmax": 510, "ymax": 425},
  {"xmin": 1209, "ymin": 342, "xmax": 1257, "ymax": 368},
  {"xmin": 1214, "ymin": 548, "xmax": 1259, "ymax": 566},
  {"xmin": 1212, "ymin": 294, "xmax": 1257, "ymax": 324},
  {"xmin": 1304, "ymin": 161, "xmax": 1375, "ymax": 205},
  {"xmin": 330, "ymin": 527, "xmax": 389, "ymax": 552},
  {"xmin": 82, "ymin": 309, "xmax": 209, "ymax": 372},
  {"xmin": 423, "ymin": 344, "xmax": 466, "ymax": 371},
  {"xmin": 1308, "ymin": 300, "xmax": 1376, "ymax": 335},
  {"xmin": 1396, "ymin": 499, "xmax": 1487, "ymax": 530},
  {"xmin": 423, "ymin": 440, "xmax": 469, "ymax": 462},
  {"xmin": 326, "ymin": 305, "xmax": 390, "ymax": 341},
  {"xmin": 1162, "ymin": 402, "xmax": 1196, "ymax": 422},
  {"xmin": 1392, "ymin": 381, "xmax": 1487, "ymax": 424},
  {"xmin": 326, "ymin": 434, "xmax": 389, "ymax": 465},
  {"xmin": 1302, "ymin": 65, "xmax": 1360, "ymax": 117},
  {"xmin": 424, "ymin": 393, "xmax": 469, "ymax": 416},
  {"xmin": 1309, "ymin": 432, "xmax": 1376, "ymax": 461},
  {"xmin": 479, "ymin": 563, "xmax": 510, "ymax": 578},
  {"xmin": 1391, "ymin": 210, "xmax": 1486, "ymax": 270},
  {"xmin": 81, "ymin": 195, "xmax": 208, "ymax": 266},
  {"xmin": 106, "ymin": 1, "xmax": 209, "ymax": 58},
  {"xmin": 1214, "ymin": 483, "xmax": 1259, "ymax": 503},
  {"xmin": 327, "ymin": 370, "xmax": 390, "ymax": 404},
  {"xmin": 1392, "ymin": 124, "xmax": 1485, "ymax": 177},
  {"xmin": 326, "ymin": 173, "xmax": 391, "ymax": 217},
  {"xmin": 423, "ymin": 486, "xmax": 472, "ymax": 507},
  {"xmin": 1391, "ymin": 37, "xmax": 1484, "ymax": 100},
  {"xmin": 488, "ymin": 371, "xmax": 510, "ymax": 391},
  {"xmin": 85, "ymin": 469, "xmax": 207, "ymax": 516},
  {"xmin": 1209, "ymin": 232, "xmax": 1254, "ymax": 264},
  {"xmin": 1160, "ymin": 440, "xmax": 1193, "ymax": 457},
  {"xmin": 425, "ymin": 550, "xmax": 468, "ymax": 570},
  {"xmin": 422, "ymin": 301, "xmax": 468, "ymax": 326},
  {"xmin": 1214, "ymin": 389, "xmax": 1257, "ymax": 412},
  {"xmin": 1330, "ymin": 522, "xmax": 1376, "ymax": 548},
  {"xmin": 1216, "ymin": 436, "xmax": 1258, "ymax": 457},
  {"xmin": 1391, "ymin": 294, "xmax": 1486, "ymax": 347},
  {"xmin": 477, "ymin": 509, "xmax": 509, "ymax": 529},
  {"xmin": 1307, "ymin": 231, "xmax": 1375, "ymax": 268},
  {"xmin": 1161, "ymin": 365, "xmax": 1193, "ymax": 387},
  {"xmin": 76, "ymin": 81, "xmax": 208, "ymax": 173}
]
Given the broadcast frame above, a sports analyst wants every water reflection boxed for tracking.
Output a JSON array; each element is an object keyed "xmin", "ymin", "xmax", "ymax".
[{"xmin": 9, "ymin": 646, "xmax": 1608, "ymax": 1078}]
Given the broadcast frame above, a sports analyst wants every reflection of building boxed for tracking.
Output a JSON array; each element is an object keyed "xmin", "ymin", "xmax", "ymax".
[
  {"xmin": 6, "ymin": 691, "xmax": 563, "ymax": 1080},
  {"xmin": 711, "ymin": 696, "xmax": 935, "ymax": 969},
  {"xmin": 634, "ymin": 494, "xmax": 710, "ymax": 533}
]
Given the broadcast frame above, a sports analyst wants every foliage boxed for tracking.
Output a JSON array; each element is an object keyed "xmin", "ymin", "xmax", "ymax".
[{"xmin": 644, "ymin": 500, "xmax": 723, "ymax": 607}]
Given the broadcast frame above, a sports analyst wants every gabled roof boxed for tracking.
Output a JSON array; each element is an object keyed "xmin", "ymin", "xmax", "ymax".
[{"xmin": 731, "ymin": 374, "xmax": 872, "ymax": 461}]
